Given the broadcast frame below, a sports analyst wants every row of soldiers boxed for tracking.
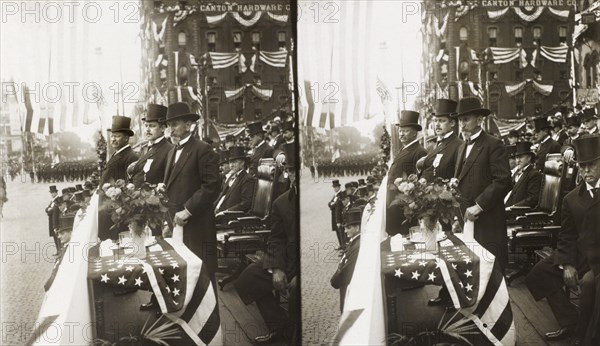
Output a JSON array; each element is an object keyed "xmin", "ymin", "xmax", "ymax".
[
  {"xmin": 34, "ymin": 161, "xmax": 98, "ymax": 184},
  {"xmin": 45, "ymin": 102, "xmax": 299, "ymax": 345},
  {"xmin": 315, "ymin": 153, "xmax": 381, "ymax": 178}
]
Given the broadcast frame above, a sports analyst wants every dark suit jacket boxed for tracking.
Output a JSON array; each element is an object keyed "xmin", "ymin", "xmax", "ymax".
[
  {"xmin": 130, "ymin": 137, "xmax": 173, "ymax": 187},
  {"xmin": 420, "ymin": 132, "xmax": 463, "ymax": 182},
  {"xmin": 454, "ymin": 130, "xmax": 512, "ymax": 267},
  {"xmin": 46, "ymin": 196, "xmax": 59, "ymax": 236},
  {"xmin": 164, "ymin": 136, "xmax": 220, "ymax": 275},
  {"xmin": 328, "ymin": 191, "xmax": 341, "ymax": 231},
  {"xmin": 100, "ymin": 146, "xmax": 139, "ymax": 185},
  {"xmin": 330, "ymin": 234, "xmax": 360, "ymax": 290},
  {"xmin": 535, "ymin": 137, "xmax": 561, "ymax": 171},
  {"xmin": 386, "ymin": 141, "xmax": 427, "ymax": 235},
  {"xmin": 249, "ymin": 141, "xmax": 274, "ymax": 175},
  {"xmin": 505, "ymin": 165, "xmax": 542, "ymax": 208},
  {"xmin": 215, "ymin": 169, "xmax": 256, "ymax": 213},
  {"xmin": 263, "ymin": 188, "xmax": 298, "ymax": 278}
]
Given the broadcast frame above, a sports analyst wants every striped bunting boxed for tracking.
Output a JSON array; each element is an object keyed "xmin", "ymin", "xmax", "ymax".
[
  {"xmin": 540, "ymin": 45, "xmax": 569, "ymax": 63},
  {"xmin": 259, "ymin": 50, "xmax": 288, "ymax": 68},
  {"xmin": 489, "ymin": 47, "xmax": 521, "ymax": 64},
  {"xmin": 208, "ymin": 52, "xmax": 240, "ymax": 69}
]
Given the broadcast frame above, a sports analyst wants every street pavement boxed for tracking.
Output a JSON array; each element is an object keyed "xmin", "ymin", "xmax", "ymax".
[
  {"xmin": 0, "ymin": 176, "xmax": 84, "ymax": 345},
  {"xmin": 300, "ymin": 170, "xmax": 366, "ymax": 345}
]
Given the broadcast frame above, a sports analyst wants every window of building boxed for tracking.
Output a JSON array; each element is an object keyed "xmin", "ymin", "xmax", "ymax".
[
  {"xmin": 178, "ymin": 31, "xmax": 187, "ymax": 47},
  {"xmin": 488, "ymin": 27, "xmax": 497, "ymax": 47},
  {"xmin": 516, "ymin": 94, "xmax": 524, "ymax": 116},
  {"xmin": 559, "ymin": 26, "xmax": 567, "ymax": 44},
  {"xmin": 209, "ymin": 97, "xmax": 220, "ymax": 120},
  {"xmin": 514, "ymin": 27, "xmax": 523, "ymax": 46},
  {"xmin": 253, "ymin": 76, "xmax": 262, "ymax": 86},
  {"xmin": 254, "ymin": 108, "xmax": 262, "ymax": 119},
  {"xmin": 559, "ymin": 91, "xmax": 569, "ymax": 101},
  {"xmin": 235, "ymin": 99, "xmax": 243, "ymax": 121},
  {"xmin": 208, "ymin": 76, "xmax": 217, "ymax": 85},
  {"xmin": 278, "ymin": 31, "xmax": 286, "ymax": 50},
  {"xmin": 560, "ymin": 70, "xmax": 568, "ymax": 80},
  {"xmin": 533, "ymin": 26, "xmax": 542, "ymax": 46},
  {"xmin": 534, "ymin": 70, "xmax": 542, "ymax": 81},
  {"xmin": 584, "ymin": 51, "xmax": 599, "ymax": 87},
  {"xmin": 234, "ymin": 76, "xmax": 242, "ymax": 88},
  {"xmin": 459, "ymin": 27, "xmax": 468, "ymax": 42},
  {"xmin": 252, "ymin": 32, "xmax": 261, "ymax": 50},
  {"xmin": 515, "ymin": 70, "xmax": 523, "ymax": 81},
  {"xmin": 207, "ymin": 32, "xmax": 216, "ymax": 52},
  {"xmin": 233, "ymin": 31, "xmax": 242, "ymax": 51},
  {"xmin": 440, "ymin": 39, "xmax": 446, "ymax": 50},
  {"xmin": 489, "ymin": 72, "xmax": 498, "ymax": 81}
]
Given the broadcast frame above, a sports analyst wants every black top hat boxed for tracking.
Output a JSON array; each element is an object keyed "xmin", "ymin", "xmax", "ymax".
[
  {"xmin": 565, "ymin": 116, "xmax": 581, "ymax": 128},
  {"xmin": 581, "ymin": 108, "xmax": 598, "ymax": 121},
  {"xmin": 345, "ymin": 182, "xmax": 353, "ymax": 189},
  {"xmin": 514, "ymin": 141, "xmax": 535, "ymax": 158},
  {"xmin": 573, "ymin": 135, "xmax": 600, "ymax": 163},
  {"xmin": 358, "ymin": 178, "xmax": 366, "ymax": 186},
  {"xmin": 49, "ymin": 185, "xmax": 58, "ymax": 193},
  {"xmin": 82, "ymin": 190, "xmax": 91, "ymax": 198},
  {"xmin": 533, "ymin": 117, "xmax": 553, "ymax": 132},
  {"xmin": 166, "ymin": 102, "xmax": 199, "ymax": 122},
  {"xmin": 108, "ymin": 116, "xmax": 134, "ymax": 136},
  {"xmin": 229, "ymin": 146, "xmax": 248, "ymax": 161},
  {"xmin": 332, "ymin": 179, "xmax": 340, "ymax": 187},
  {"xmin": 62, "ymin": 188, "xmax": 70, "ymax": 195},
  {"xmin": 456, "ymin": 97, "xmax": 491, "ymax": 117},
  {"xmin": 396, "ymin": 110, "xmax": 422, "ymax": 130},
  {"xmin": 553, "ymin": 119, "xmax": 563, "ymax": 127},
  {"xmin": 282, "ymin": 143, "xmax": 296, "ymax": 168},
  {"xmin": 219, "ymin": 149, "xmax": 230, "ymax": 164},
  {"xmin": 366, "ymin": 183, "xmax": 374, "ymax": 193},
  {"xmin": 508, "ymin": 130, "xmax": 520, "ymax": 138},
  {"xmin": 270, "ymin": 124, "xmax": 280, "ymax": 133},
  {"xmin": 343, "ymin": 207, "xmax": 363, "ymax": 226},
  {"xmin": 55, "ymin": 196, "xmax": 64, "ymax": 204},
  {"xmin": 225, "ymin": 134, "xmax": 235, "ymax": 142},
  {"xmin": 58, "ymin": 214, "xmax": 75, "ymax": 232},
  {"xmin": 247, "ymin": 121, "xmax": 266, "ymax": 137},
  {"xmin": 432, "ymin": 99, "xmax": 458, "ymax": 117},
  {"xmin": 282, "ymin": 121, "xmax": 294, "ymax": 132},
  {"xmin": 68, "ymin": 187, "xmax": 76, "ymax": 193},
  {"xmin": 84, "ymin": 181, "xmax": 93, "ymax": 190},
  {"xmin": 505, "ymin": 144, "xmax": 516, "ymax": 158},
  {"xmin": 142, "ymin": 104, "xmax": 168, "ymax": 123},
  {"xmin": 73, "ymin": 191, "xmax": 84, "ymax": 202},
  {"xmin": 75, "ymin": 184, "xmax": 83, "ymax": 191}
]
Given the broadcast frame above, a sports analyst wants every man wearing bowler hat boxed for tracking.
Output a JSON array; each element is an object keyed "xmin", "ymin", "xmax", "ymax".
[
  {"xmin": 386, "ymin": 110, "xmax": 427, "ymax": 235},
  {"xmin": 580, "ymin": 108, "xmax": 599, "ymax": 135},
  {"xmin": 419, "ymin": 99, "xmax": 464, "ymax": 183},
  {"xmin": 130, "ymin": 104, "xmax": 174, "ymax": 189},
  {"xmin": 454, "ymin": 97, "xmax": 511, "ymax": 268},
  {"xmin": 247, "ymin": 121, "xmax": 274, "ymax": 176},
  {"xmin": 163, "ymin": 102, "xmax": 220, "ymax": 277},
  {"xmin": 98, "ymin": 116, "xmax": 139, "ymax": 240},
  {"xmin": 504, "ymin": 141, "xmax": 542, "ymax": 209},
  {"xmin": 532, "ymin": 117, "xmax": 562, "ymax": 172},
  {"xmin": 526, "ymin": 135, "xmax": 600, "ymax": 343},
  {"xmin": 235, "ymin": 142, "xmax": 299, "ymax": 345},
  {"xmin": 214, "ymin": 146, "xmax": 256, "ymax": 214}
]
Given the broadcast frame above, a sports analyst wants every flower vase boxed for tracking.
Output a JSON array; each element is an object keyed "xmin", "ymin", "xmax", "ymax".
[
  {"xmin": 420, "ymin": 216, "xmax": 441, "ymax": 252},
  {"xmin": 128, "ymin": 220, "xmax": 147, "ymax": 259}
]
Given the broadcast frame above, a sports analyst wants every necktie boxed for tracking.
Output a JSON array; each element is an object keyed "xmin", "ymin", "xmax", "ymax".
[
  {"xmin": 513, "ymin": 168, "xmax": 523, "ymax": 182},
  {"xmin": 436, "ymin": 138, "xmax": 443, "ymax": 147}
]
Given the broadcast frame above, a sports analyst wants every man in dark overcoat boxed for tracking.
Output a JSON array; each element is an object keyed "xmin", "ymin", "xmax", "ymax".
[
  {"xmin": 235, "ymin": 143, "xmax": 299, "ymax": 345},
  {"xmin": 130, "ymin": 104, "xmax": 173, "ymax": 189},
  {"xmin": 532, "ymin": 117, "xmax": 562, "ymax": 172},
  {"xmin": 526, "ymin": 135, "xmax": 600, "ymax": 343},
  {"xmin": 98, "ymin": 116, "xmax": 139, "ymax": 240},
  {"xmin": 386, "ymin": 110, "xmax": 427, "ymax": 236},
  {"xmin": 247, "ymin": 121, "xmax": 274, "ymax": 176},
  {"xmin": 504, "ymin": 141, "xmax": 542, "ymax": 208},
  {"xmin": 163, "ymin": 102, "xmax": 220, "ymax": 277},
  {"xmin": 454, "ymin": 97, "xmax": 512, "ymax": 268},
  {"xmin": 214, "ymin": 146, "xmax": 256, "ymax": 214},
  {"xmin": 46, "ymin": 185, "xmax": 61, "ymax": 255},
  {"xmin": 331, "ymin": 207, "xmax": 362, "ymax": 312}
]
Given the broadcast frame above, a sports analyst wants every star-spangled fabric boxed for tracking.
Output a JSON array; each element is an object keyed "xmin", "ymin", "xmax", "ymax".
[{"xmin": 381, "ymin": 233, "xmax": 514, "ymax": 346}]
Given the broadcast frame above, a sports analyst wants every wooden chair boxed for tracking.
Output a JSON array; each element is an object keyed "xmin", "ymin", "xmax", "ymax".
[{"xmin": 216, "ymin": 159, "xmax": 279, "ymax": 289}]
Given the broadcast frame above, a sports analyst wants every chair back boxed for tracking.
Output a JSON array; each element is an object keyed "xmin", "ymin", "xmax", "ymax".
[
  {"xmin": 250, "ymin": 159, "xmax": 278, "ymax": 222},
  {"xmin": 537, "ymin": 154, "xmax": 563, "ymax": 214}
]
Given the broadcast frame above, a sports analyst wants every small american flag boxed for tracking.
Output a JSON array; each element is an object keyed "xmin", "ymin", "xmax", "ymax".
[{"xmin": 376, "ymin": 76, "xmax": 393, "ymax": 104}]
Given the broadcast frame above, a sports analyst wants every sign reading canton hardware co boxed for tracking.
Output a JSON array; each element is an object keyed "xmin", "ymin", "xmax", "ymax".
[
  {"xmin": 199, "ymin": 2, "xmax": 291, "ymax": 12},
  {"xmin": 480, "ymin": 0, "xmax": 577, "ymax": 6}
]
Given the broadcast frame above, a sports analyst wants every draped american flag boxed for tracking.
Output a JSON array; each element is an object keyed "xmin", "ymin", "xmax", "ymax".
[
  {"xmin": 88, "ymin": 238, "xmax": 222, "ymax": 345},
  {"xmin": 376, "ymin": 76, "xmax": 392, "ymax": 104}
]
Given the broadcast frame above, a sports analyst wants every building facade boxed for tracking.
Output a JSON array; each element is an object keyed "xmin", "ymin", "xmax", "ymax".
[
  {"xmin": 422, "ymin": 0, "xmax": 576, "ymax": 119},
  {"xmin": 574, "ymin": 0, "xmax": 600, "ymax": 112},
  {"xmin": 140, "ymin": 0, "xmax": 293, "ymax": 131}
]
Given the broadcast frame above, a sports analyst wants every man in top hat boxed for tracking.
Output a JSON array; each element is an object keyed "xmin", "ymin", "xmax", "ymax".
[
  {"xmin": 507, "ymin": 129, "xmax": 520, "ymax": 145},
  {"xmin": 163, "ymin": 102, "xmax": 220, "ymax": 277},
  {"xmin": 386, "ymin": 110, "xmax": 427, "ymax": 235},
  {"xmin": 419, "ymin": 99, "xmax": 464, "ymax": 183},
  {"xmin": 331, "ymin": 206, "xmax": 363, "ymax": 312},
  {"xmin": 552, "ymin": 118, "xmax": 569, "ymax": 146},
  {"xmin": 235, "ymin": 142, "xmax": 299, "ymax": 345},
  {"xmin": 268, "ymin": 124, "xmax": 284, "ymax": 149},
  {"xmin": 274, "ymin": 120, "xmax": 295, "ymax": 162},
  {"xmin": 98, "ymin": 115, "xmax": 139, "ymax": 240},
  {"xmin": 218, "ymin": 149, "xmax": 230, "ymax": 179},
  {"xmin": 562, "ymin": 116, "xmax": 582, "ymax": 164},
  {"xmin": 532, "ymin": 117, "xmax": 562, "ymax": 172},
  {"xmin": 214, "ymin": 146, "xmax": 256, "ymax": 214},
  {"xmin": 224, "ymin": 134, "xmax": 235, "ymax": 150},
  {"xmin": 504, "ymin": 141, "xmax": 542, "ymax": 209},
  {"xmin": 328, "ymin": 179, "xmax": 342, "ymax": 241},
  {"xmin": 526, "ymin": 135, "xmax": 600, "ymax": 343},
  {"xmin": 130, "ymin": 104, "xmax": 174, "ymax": 189},
  {"xmin": 75, "ymin": 184, "xmax": 83, "ymax": 191},
  {"xmin": 454, "ymin": 97, "xmax": 511, "ymax": 268},
  {"xmin": 247, "ymin": 121, "xmax": 274, "ymax": 176},
  {"xmin": 46, "ymin": 186, "xmax": 61, "ymax": 255},
  {"xmin": 580, "ymin": 108, "xmax": 599, "ymax": 135}
]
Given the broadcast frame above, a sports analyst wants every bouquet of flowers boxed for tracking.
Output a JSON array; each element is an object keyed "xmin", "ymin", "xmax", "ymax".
[
  {"xmin": 100, "ymin": 179, "xmax": 169, "ymax": 235},
  {"xmin": 390, "ymin": 174, "xmax": 461, "ymax": 225}
]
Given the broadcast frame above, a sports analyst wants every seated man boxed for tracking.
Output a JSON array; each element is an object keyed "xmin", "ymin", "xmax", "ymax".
[
  {"xmin": 525, "ymin": 135, "xmax": 600, "ymax": 343},
  {"xmin": 214, "ymin": 146, "xmax": 256, "ymax": 215},
  {"xmin": 504, "ymin": 141, "xmax": 542, "ymax": 209},
  {"xmin": 331, "ymin": 207, "xmax": 363, "ymax": 312}
]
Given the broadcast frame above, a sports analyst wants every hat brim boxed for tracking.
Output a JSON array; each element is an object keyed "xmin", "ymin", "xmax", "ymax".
[
  {"xmin": 395, "ymin": 124, "xmax": 423, "ymax": 131},
  {"xmin": 141, "ymin": 117, "xmax": 166, "ymax": 123},
  {"xmin": 574, "ymin": 154, "xmax": 600, "ymax": 164},
  {"xmin": 433, "ymin": 112, "xmax": 457, "ymax": 118},
  {"xmin": 514, "ymin": 151, "xmax": 536, "ymax": 158},
  {"xmin": 108, "ymin": 128, "xmax": 134, "ymax": 136},
  {"xmin": 166, "ymin": 113, "xmax": 200, "ymax": 122},
  {"xmin": 229, "ymin": 155, "xmax": 250, "ymax": 161},
  {"xmin": 456, "ymin": 108, "xmax": 491, "ymax": 117}
]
